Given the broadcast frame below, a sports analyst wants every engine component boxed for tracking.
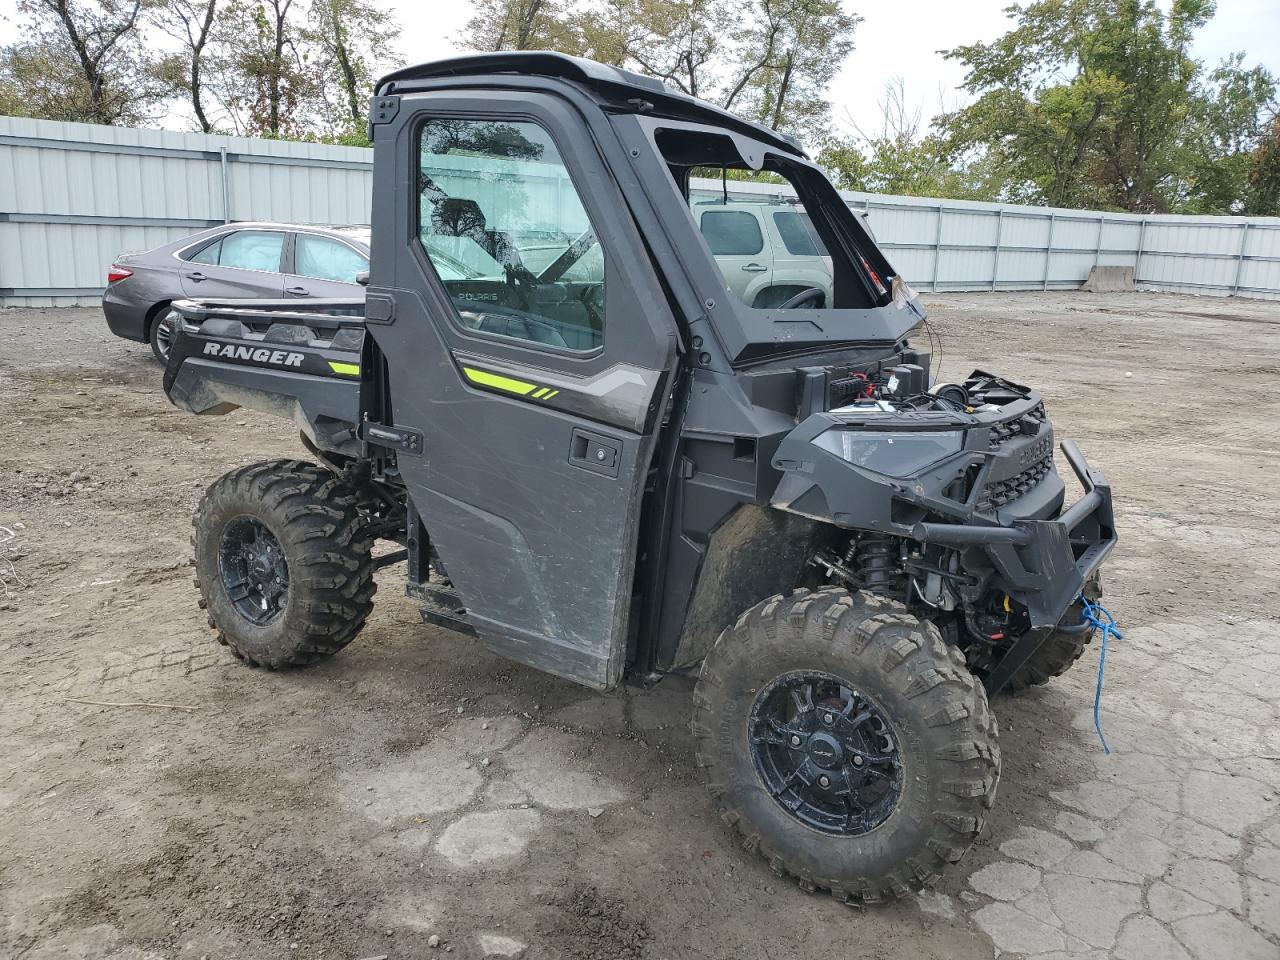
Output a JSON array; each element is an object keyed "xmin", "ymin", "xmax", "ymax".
[
  {"xmin": 883, "ymin": 364, "xmax": 927, "ymax": 399},
  {"xmin": 934, "ymin": 383, "xmax": 969, "ymax": 407},
  {"xmin": 855, "ymin": 534, "xmax": 904, "ymax": 595}
]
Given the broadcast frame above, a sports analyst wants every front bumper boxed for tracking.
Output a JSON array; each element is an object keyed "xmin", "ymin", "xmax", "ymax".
[
  {"xmin": 907, "ymin": 439, "xmax": 1114, "ymax": 694},
  {"xmin": 911, "ymin": 439, "xmax": 1116, "ymax": 630}
]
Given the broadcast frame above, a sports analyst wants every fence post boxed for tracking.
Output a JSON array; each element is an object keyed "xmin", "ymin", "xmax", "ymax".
[
  {"xmin": 1093, "ymin": 216, "xmax": 1104, "ymax": 271},
  {"xmin": 1042, "ymin": 213, "xmax": 1055, "ymax": 291},
  {"xmin": 932, "ymin": 205, "xmax": 944, "ymax": 292},
  {"xmin": 220, "ymin": 145, "xmax": 231, "ymax": 223},
  {"xmin": 1135, "ymin": 218, "xmax": 1147, "ymax": 288},
  {"xmin": 1233, "ymin": 223, "xmax": 1250, "ymax": 295},
  {"xmin": 991, "ymin": 208, "xmax": 1004, "ymax": 291}
]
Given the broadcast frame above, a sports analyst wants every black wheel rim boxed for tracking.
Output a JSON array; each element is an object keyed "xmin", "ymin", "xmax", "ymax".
[
  {"xmin": 155, "ymin": 316, "xmax": 174, "ymax": 359},
  {"xmin": 218, "ymin": 516, "xmax": 289, "ymax": 625},
  {"xmin": 749, "ymin": 671, "xmax": 905, "ymax": 836}
]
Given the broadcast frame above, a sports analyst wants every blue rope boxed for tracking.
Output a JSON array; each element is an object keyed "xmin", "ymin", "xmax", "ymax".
[{"xmin": 1080, "ymin": 596, "xmax": 1123, "ymax": 754}]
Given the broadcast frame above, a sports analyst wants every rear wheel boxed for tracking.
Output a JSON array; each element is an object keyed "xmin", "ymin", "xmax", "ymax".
[
  {"xmin": 692, "ymin": 587, "xmax": 998, "ymax": 902},
  {"xmin": 148, "ymin": 307, "xmax": 176, "ymax": 363},
  {"xmin": 193, "ymin": 459, "xmax": 376, "ymax": 668}
]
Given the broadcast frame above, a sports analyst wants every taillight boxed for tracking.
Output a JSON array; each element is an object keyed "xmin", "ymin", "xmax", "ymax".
[{"xmin": 107, "ymin": 265, "xmax": 133, "ymax": 283}]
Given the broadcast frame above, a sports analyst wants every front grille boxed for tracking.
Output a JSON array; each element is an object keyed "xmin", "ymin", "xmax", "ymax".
[
  {"xmin": 978, "ymin": 457, "xmax": 1052, "ymax": 510},
  {"xmin": 989, "ymin": 402, "xmax": 1047, "ymax": 449}
]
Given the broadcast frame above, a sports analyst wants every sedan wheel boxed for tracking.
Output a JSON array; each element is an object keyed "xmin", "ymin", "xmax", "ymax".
[{"xmin": 149, "ymin": 309, "xmax": 176, "ymax": 364}]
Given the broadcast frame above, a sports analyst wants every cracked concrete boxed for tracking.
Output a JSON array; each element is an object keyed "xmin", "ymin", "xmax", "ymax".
[
  {"xmin": 344, "ymin": 720, "xmax": 630, "ymax": 868},
  {"xmin": 957, "ymin": 618, "xmax": 1280, "ymax": 958}
]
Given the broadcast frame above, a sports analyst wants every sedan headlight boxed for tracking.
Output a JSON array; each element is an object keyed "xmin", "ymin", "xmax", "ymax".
[{"xmin": 814, "ymin": 429, "xmax": 962, "ymax": 478}]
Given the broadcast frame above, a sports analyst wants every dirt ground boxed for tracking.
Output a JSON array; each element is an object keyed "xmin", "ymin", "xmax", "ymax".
[{"xmin": 1, "ymin": 291, "xmax": 1278, "ymax": 960}]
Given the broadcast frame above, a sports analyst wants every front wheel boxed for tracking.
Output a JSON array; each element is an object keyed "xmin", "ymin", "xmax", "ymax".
[
  {"xmin": 193, "ymin": 460, "xmax": 376, "ymax": 668},
  {"xmin": 692, "ymin": 587, "xmax": 999, "ymax": 902}
]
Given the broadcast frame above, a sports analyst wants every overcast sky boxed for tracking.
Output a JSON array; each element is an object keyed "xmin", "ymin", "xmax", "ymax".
[{"xmin": 1, "ymin": 0, "xmax": 1278, "ymax": 136}]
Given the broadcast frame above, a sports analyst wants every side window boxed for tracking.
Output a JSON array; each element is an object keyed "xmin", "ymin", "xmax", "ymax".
[
  {"xmin": 773, "ymin": 211, "xmax": 829, "ymax": 257},
  {"xmin": 417, "ymin": 118, "xmax": 604, "ymax": 352},
  {"xmin": 295, "ymin": 234, "xmax": 368, "ymax": 283},
  {"xmin": 213, "ymin": 231, "xmax": 285, "ymax": 272},
  {"xmin": 188, "ymin": 238, "xmax": 223, "ymax": 265},
  {"xmin": 699, "ymin": 210, "xmax": 764, "ymax": 256}
]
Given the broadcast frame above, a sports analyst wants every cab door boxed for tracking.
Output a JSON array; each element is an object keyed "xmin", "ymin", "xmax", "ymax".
[{"xmin": 367, "ymin": 91, "xmax": 678, "ymax": 689}]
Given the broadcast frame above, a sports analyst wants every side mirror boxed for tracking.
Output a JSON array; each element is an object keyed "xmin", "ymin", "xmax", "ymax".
[{"xmin": 355, "ymin": 271, "xmax": 370, "ymax": 286}]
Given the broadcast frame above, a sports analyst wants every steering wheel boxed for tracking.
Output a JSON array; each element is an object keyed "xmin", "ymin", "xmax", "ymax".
[{"xmin": 777, "ymin": 287, "xmax": 825, "ymax": 309}]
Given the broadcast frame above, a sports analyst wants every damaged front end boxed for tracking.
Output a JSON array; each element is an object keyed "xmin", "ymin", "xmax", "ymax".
[{"xmin": 771, "ymin": 370, "xmax": 1117, "ymax": 693}]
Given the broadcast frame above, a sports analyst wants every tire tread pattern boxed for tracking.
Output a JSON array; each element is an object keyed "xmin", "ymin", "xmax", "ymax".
[
  {"xmin": 192, "ymin": 459, "xmax": 376, "ymax": 668},
  {"xmin": 1006, "ymin": 621, "xmax": 1095, "ymax": 693},
  {"xmin": 692, "ymin": 586, "xmax": 1000, "ymax": 904}
]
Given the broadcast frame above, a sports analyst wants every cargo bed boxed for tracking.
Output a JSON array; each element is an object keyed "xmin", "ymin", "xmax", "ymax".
[{"xmin": 162, "ymin": 298, "xmax": 367, "ymax": 454}]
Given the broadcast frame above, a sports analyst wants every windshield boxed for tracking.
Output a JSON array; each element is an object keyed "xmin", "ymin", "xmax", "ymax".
[{"xmin": 658, "ymin": 128, "xmax": 897, "ymax": 313}]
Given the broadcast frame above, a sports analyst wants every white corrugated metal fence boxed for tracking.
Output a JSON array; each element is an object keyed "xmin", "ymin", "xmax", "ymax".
[
  {"xmin": 2, "ymin": 115, "xmax": 1278, "ymax": 305},
  {"xmin": 0, "ymin": 116, "xmax": 372, "ymax": 305}
]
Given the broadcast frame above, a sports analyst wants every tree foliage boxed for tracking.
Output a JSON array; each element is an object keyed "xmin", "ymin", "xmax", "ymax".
[
  {"xmin": 306, "ymin": 0, "xmax": 396, "ymax": 130},
  {"xmin": 816, "ymin": 78, "xmax": 1011, "ymax": 201},
  {"xmin": 1, "ymin": 0, "xmax": 1275, "ymax": 216},
  {"xmin": 150, "ymin": 0, "xmax": 219, "ymax": 131},
  {"xmin": 0, "ymin": 0, "xmax": 399, "ymax": 140},
  {"xmin": 0, "ymin": 0, "xmax": 169, "ymax": 125},
  {"xmin": 460, "ymin": 0, "xmax": 859, "ymax": 139},
  {"xmin": 937, "ymin": 0, "xmax": 1277, "ymax": 213},
  {"xmin": 462, "ymin": 0, "xmax": 583, "ymax": 52}
]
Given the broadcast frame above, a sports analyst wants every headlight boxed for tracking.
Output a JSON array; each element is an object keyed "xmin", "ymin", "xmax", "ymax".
[{"xmin": 814, "ymin": 429, "xmax": 962, "ymax": 477}]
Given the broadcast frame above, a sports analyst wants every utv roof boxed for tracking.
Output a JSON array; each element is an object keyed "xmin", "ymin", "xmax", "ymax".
[{"xmin": 375, "ymin": 51, "xmax": 806, "ymax": 158}]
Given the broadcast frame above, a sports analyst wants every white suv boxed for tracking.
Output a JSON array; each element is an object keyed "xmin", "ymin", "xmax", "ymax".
[{"xmin": 693, "ymin": 200, "xmax": 851, "ymax": 308}]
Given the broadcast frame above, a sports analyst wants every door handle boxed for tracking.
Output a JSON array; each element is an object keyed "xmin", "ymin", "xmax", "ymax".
[
  {"xmin": 569, "ymin": 427, "xmax": 621, "ymax": 478},
  {"xmin": 286, "ymin": 285, "xmax": 310, "ymax": 296},
  {"xmin": 741, "ymin": 263, "xmax": 768, "ymax": 273},
  {"xmin": 186, "ymin": 271, "xmax": 207, "ymax": 282}
]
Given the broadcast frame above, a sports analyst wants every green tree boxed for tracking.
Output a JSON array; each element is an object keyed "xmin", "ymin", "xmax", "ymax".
[
  {"xmin": 1177, "ymin": 54, "xmax": 1276, "ymax": 213},
  {"xmin": 306, "ymin": 0, "xmax": 398, "ymax": 134},
  {"xmin": 938, "ymin": 0, "xmax": 1277, "ymax": 213},
  {"xmin": 731, "ymin": 0, "xmax": 859, "ymax": 137},
  {"xmin": 461, "ymin": 0, "xmax": 859, "ymax": 141},
  {"xmin": 460, "ymin": 0, "xmax": 584, "ymax": 53},
  {"xmin": 940, "ymin": 0, "xmax": 1220, "ymax": 212},
  {"xmin": 0, "ymin": 0, "xmax": 167, "ymax": 125},
  {"xmin": 211, "ymin": 0, "xmax": 315, "ymax": 136},
  {"xmin": 1246, "ymin": 114, "xmax": 1280, "ymax": 215},
  {"xmin": 150, "ymin": 0, "xmax": 221, "ymax": 132},
  {"xmin": 815, "ymin": 79, "xmax": 1014, "ymax": 200}
]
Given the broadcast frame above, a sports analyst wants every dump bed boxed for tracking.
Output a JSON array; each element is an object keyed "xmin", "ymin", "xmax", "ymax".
[{"xmin": 162, "ymin": 298, "xmax": 367, "ymax": 454}]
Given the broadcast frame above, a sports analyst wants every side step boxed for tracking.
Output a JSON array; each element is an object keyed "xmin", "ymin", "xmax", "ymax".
[{"xmin": 407, "ymin": 581, "xmax": 476, "ymax": 637}]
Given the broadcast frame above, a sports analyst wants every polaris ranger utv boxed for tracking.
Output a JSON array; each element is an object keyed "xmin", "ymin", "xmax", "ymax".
[{"xmin": 163, "ymin": 52, "xmax": 1116, "ymax": 902}]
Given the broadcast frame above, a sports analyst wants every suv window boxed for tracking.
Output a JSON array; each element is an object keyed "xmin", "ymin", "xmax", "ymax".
[
  {"xmin": 417, "ymin": 118, "xmax": 604, "ymax": 352},
  {"xmin": 699, "ymin": 210, "xmax": 764, "ymax": 256},
  {"xmin": 295, "ymin": 233, "xmax": 367, "ymax": 283},
  {"xmin": 773, "ymin": 210, "xmax": 828, "ymax": 257},
  {"xmin": 190, "ymin": 230, "xmax": 285, "ymax": 272}
]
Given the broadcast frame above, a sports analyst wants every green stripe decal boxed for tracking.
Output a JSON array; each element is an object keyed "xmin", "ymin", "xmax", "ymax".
[
  {"xmin": 329, "ymin": 361, "xmax": 361, "ymax": 376},
  {"xmin": 463, "ymin": 366, "xmax": 537, "ymax": 396}
]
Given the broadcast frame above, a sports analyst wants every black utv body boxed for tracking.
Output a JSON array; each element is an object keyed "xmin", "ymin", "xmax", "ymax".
[{"xmin": 163, "ymin": 52, "xmax": 1116, "ymax": 902}]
